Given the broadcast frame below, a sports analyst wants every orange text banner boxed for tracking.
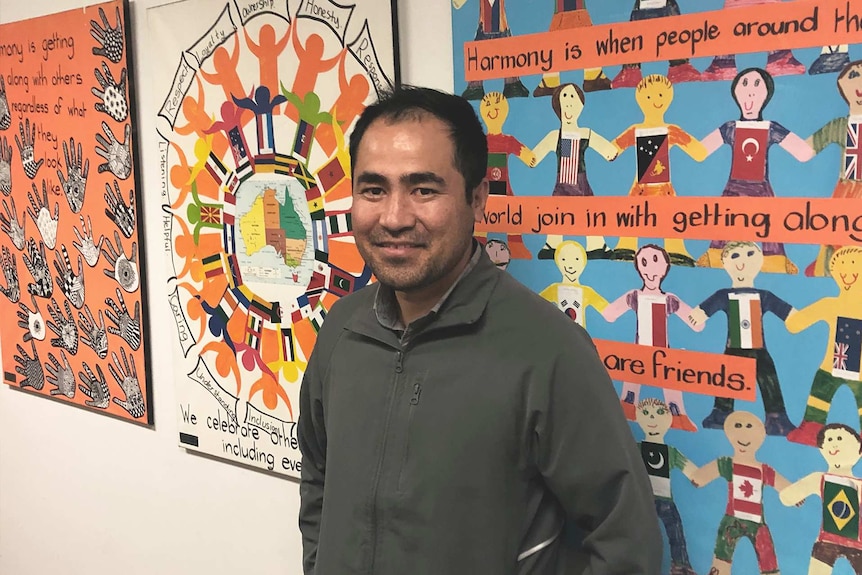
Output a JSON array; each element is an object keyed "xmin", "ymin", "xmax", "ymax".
[
  {"xmin": 463, "ymin": 0, "xmax": 860, "ymax": 81},
  {"xmin": 476, "ymin": 196, "xmax": 862, "ymax": 246},
  {"xmin": 593, "ymin": 339, "xmax": 756, "ymax": 401}
]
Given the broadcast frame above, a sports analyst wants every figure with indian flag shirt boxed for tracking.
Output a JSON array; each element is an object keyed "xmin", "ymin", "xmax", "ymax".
[
  {"xmin": 692, "ymin": 411, "xmax": 791, "ymax": 575},
  {"xmin": 696, "ymin": 68, "xmax": 814, "ymax": 275},
  {"xmin": 602, "ymin": 244, "xmax": 704, "ymax": 431},
  {"xmin": 539, "ymin": 240, "xmax": 608, "ymax": 329},
  {"xmin": 786, "ymin": 246, "xmax": 862, "ymax": 447},
  {"xmin": 780, "ymin": 423, "xmax": 862, "ymax": 575},
  {"xmin": 689, "ymin": 241, "xmax": 798, "ymax": 437}
]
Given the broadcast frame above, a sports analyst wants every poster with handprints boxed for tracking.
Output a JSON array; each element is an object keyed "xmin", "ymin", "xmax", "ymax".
[
  {"xmin": 453, "ymin": 1, "xmax": 862, "ymax": 573},
  {"xmin": 148, "ymin": 0, "xmax": 398, "ymax": 477},
  {"xmin": 0, "ymin": 0, "xmax": 151, "ymax": 424}
]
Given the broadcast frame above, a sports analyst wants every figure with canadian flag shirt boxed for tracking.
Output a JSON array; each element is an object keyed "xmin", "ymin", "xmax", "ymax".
[
  {"xmin": 602, "ymin": 244, "xmax": 704, "ymax": 431},
  {"xmin": 695, "ymin": 68, "xmax": 814, "ymax": 275},
  {"xmin": 805, "ymin": 60, "xmax": 862, "ymax": 278},
  {"xmin": 692, "ymin": 411, "xmax": 792, "ymax": 575},
  {"xmin": 785, "ymin": 247, "xmax": 862, "ymax": 447},
  {"xmin": 689, "ymin": 241, "xmax": 798, "ymax": 437},
  {"xmin": 780, "ymin": 423, "xmax": 862, "ymax": 575}
]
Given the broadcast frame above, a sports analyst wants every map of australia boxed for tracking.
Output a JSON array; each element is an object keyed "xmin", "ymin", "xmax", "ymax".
[{"xmin": 239, "ymin": 187, "xmax": 307, "ymax": 267}]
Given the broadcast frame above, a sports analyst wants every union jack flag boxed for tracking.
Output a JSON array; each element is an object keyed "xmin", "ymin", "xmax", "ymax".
[
  {"xmin": 845, "ymin": 120, "xmax": 861, "ymax": 181},
  {"xmin": 835, "ymin": 342, "xmax": 850, "ymax": 371}
]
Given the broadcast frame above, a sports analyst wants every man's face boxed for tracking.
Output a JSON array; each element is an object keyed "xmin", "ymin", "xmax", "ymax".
[
  {"xmin": 485, "ymin": 240, "xmax": 510, "ymax": 270},
  {"xmin": 555, "ymin": 242, "xmax": 586, "ymax": 283},
  {"xmin": 558, "ymin": 85, "xmax": 583, "ymax": 127},
  {"xmin": 830, "ymin": 248, "xmax": 862, "ymax": 294},
  {"xmin": 724, "ymin": 411, "xmax": 765, "ymax": 456},
  {"xmin": 635, "ymin": 79, "xmax": 673, "ymax": 117},
  {"xmin": 722, "ymin": 244, "xmax": 763, "ymax": 285},
  {"xmin": 636, "ymin": 246, "xmax": 668, "ymax": 291},
  {"xmin": 480, "ymin": 92, "xmax": 508, "ymax": 133},
  {"xmin": 636, "ymin": 401, "xmax": 672, "ymax": 439},
  {"xmin": 838, "ymin": 63, "xmax": 862, "ymax": 113},
  {"xmin": 819, "ymin": 427, "xmax": 862, "ymax": 470},
  {"xmin": 351, "ymin": 116, "xmax": 488, "ymax": 293},
  {"xmin": 734, "ymin": 70, "xmax": 769, "ymax": 120}
]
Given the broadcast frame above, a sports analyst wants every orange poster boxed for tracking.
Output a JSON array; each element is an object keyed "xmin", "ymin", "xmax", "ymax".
[{"xmin": 0, "ymin": 0, "xmax": 151, "ymax": 424}]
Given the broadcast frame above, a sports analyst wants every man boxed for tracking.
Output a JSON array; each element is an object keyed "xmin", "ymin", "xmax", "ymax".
[{"xmin": 298, "ymin": 86, "xmax": 661, "ymax": 574}]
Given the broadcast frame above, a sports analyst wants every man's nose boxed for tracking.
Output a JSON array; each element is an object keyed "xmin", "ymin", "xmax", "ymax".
[{"xmin": 378, "ymin": 192, "xmax": 415, "ymax": 231}]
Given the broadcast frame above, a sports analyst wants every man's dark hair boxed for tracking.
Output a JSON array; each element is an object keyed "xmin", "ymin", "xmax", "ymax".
[
  {"xmin": 817, "ymin": 422, "xmax": 862, "ymax": 452},
  {"xmin": 731, "ymin": 68, "xmax": 774, "ymax": 121},
  {"xmin": 349, "ymin": 85, "xmax": 488, "ymax": 202}
]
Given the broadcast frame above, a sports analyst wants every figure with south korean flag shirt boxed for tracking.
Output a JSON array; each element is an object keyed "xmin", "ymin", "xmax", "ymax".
[
  {"xmin": 692, "ymin": 410, "xmax": 794, "ymax": 575},
  {"xmin": 695, "ymin": 68, "xmax": 814, "ymax": 275}
]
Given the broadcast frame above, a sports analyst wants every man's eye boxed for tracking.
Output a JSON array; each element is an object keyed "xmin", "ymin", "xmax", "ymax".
[
  {"xmin": 360, "ymin": 187, "xmax": 384, "ymax": 196},
  {"xmin": 415, "ymin": 188, "xmax": 437, "ymax": 196}
]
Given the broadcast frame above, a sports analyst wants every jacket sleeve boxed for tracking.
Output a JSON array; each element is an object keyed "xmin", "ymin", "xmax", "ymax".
[
  {"xmin": 297, "ymin": 344, "xmax": 328, "ymax": 574},
  {"xmin": 532, "ymin": 327, "xmax": 662, "ymax": 574}
]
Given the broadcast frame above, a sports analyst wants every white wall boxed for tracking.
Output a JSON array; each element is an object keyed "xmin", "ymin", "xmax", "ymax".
[{"xmin": 0, "ymin": 1, "xmax": 452, "ymax": 573}]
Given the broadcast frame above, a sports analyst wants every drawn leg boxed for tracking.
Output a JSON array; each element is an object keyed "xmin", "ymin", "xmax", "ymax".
[
  {"xmin": 702, "ymin": 55, "xmax": 738, "ymax": 82},
  {"xmin": 765, "ymin": 49, "xmax": 805, "ymax": 77},
  {"xmin": 665, "ymin": 388, "xmax": 696, "ymax": 431},
  {"xmin": 620, "ymin": 381, "xmax": 640, "ymax": 420},
  {"xmin": 787, "ymin": 370, "xmax": 840, "ymax": 446},
  {"xmin": 659, "ymin": 500, "xmax": 696, "ymax": 574},
  {"xmin": 809, "ymin": 45, "xmax": 850, "ymax": 75},
  {"xmin": 758, "ymin": 350, "xmax": 796, "ymax": 436},
  {"xmin": 664, "ymin": 238, "xmax": 694, "ymax": 267},
  {"xmin": 754, "ymin": 523, "xmax": 780, "ymax": 574}
]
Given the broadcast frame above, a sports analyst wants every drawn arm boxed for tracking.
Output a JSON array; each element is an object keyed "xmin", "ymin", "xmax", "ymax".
[
  {"xmin": 785, "ymin": 298, "xmax": 831, "ymax": 334},
  {"xmin": 779, "ymin": 131, "xmax": 815, "ymax": 162},
  {"xmin": 669, "ymin": 125, "xmax": 707, "ymax": 162},
  {"xmin": 602, "ymin": 291, "xmax": 632, "ymax": 323},
  {"xmin": 517, "ymin": 145, "xmax": 536, "ymax": 167},
  {"xmin": 674, "ymin": 298, "xmax": 705, "ymax": 332},
  {"xmin": 612, "ymin": 126, "xmax": 636, "ymax": 154},
  {"xmin": 691, "ymin": 459, "xmax": 719, "ymax": 487},
  {"xmin": 588, "ymin": 130, "xmax": 618, "ymax": 161},
  {"xmin": 779, "ymin": 472, "xmax": 821, "ymax": 506},
  {"xmin": 681, "ymin": 459, "xmax": 698, "ymax": 482},
  {"xmin": 701, "ymin": 128, "xmax": 724, "ymax": 158},
  {"xmin": 530, "ymin": 130, "xmax": 558, "ymax": 166}
]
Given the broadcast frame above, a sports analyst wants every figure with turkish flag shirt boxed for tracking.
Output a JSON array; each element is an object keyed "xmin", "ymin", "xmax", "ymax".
[{"xmin": 696, "ymin": 68, "xmax": 814, "ymax": 275}]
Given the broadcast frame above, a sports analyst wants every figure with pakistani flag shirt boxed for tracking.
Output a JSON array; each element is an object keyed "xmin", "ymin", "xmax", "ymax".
[
  {"xmin": 688, "ymin": 241, "xmax": 799, "ymax": 437},
  {"xmin": 780, "ymin": 423, "xmax": 862, "ymax": 575},
  {"xmin": 695, "ymin": 68, "xmax": 814, "ymax": 275},
  {"xmin": 602, "ymin": 244, "xmax": 704, "ymax": 431},
  {"xmin": 692, "ymin": 411, "xmax": 792, "ymax": 575},
  {"xmin": 786, "ymin": 246, "xmax": 862, "ymax": 447}
]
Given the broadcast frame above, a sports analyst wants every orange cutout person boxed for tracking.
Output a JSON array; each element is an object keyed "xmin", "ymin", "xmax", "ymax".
[
  {"xmin": 244, "ymin": 23, "xmax": 291, "ymax": 95},
  {"xmin": 315, "ymin": 51, "xmax": 370, "ymax": 155},
  {"xmin": 199, "ymin": 34, "xmax": 247, "ymax": 104},
  {"xmin": 290, "ymin": 24, "xmax": 341, "ymax": 104}
]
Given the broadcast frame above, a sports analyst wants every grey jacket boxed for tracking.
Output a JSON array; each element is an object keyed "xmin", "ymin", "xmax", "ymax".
[{"xmin": 298, "ymin": 252, "xmax": 662, "ymax": 574}]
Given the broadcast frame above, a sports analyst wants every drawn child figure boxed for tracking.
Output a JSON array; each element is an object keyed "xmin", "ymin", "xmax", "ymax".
[
  {"xmin": 689, "ymin": 241, "xmax": 798, "ymax": 436},
  {"xmin": 786, "ymin": 247, "xmax": 862, "ymax": 447},
  {"xmin": 697, "ymin": 69, "xmax": 813, "ymax": 274},
  {"xmin": 780, "ymin": 423, "xmax": 862, "ymax": 575},
  {"xmin": 635, "ymin": 398, "xmax": 699, "ymax": 575},
  {"xmin": 602, "ymin": 244, "xmax": 704, "ymax": 431},
  {"xmin": 484, "ymin": 239, "xmax": 511, "ymax": 271},
  {"xmin": 478, "ymin": 91, "xmax": 534, "ymax": 260},
  {"xmin": 539, "ymin": 240, "xmax": 608, "ymax": 329},
  {"xmin": 532, "ymin": 1, "xmax": 611, "ymax": 96},
  {"xmin": 809, "ymin": 46, "xmax": 851, "ymax": 76},
  {"xmin": 611, "ymin": 0, "xmax": 702, "ymax": 89},
  {"xmin": 454, "ymin": 0, "xmax": 529, "ymax": 100},
  {"xmin": 805, "ymin": 61, "xmax": 862, "ymax": 278},
  {"xmin": 611, "ymin": 75, "xmax": 707, "ymax": 266},
  {"xmin": 693, "ymin": 411, "xmax": 790, "ymax": 575},
  {"xmin": 531, "ymin": 83, "xmax": 617, "ymax": 261}
]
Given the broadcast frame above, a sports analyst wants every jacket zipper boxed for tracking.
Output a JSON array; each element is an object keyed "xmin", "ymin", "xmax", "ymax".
[{"xmin": 368, "ymin": 349, "xmax": 403, "ymax": 573}]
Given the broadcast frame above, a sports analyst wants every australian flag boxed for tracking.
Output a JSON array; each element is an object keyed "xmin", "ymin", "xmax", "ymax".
[{"xmin": 833, "ymin": 316, "xmax": 862, "ymax": 379}]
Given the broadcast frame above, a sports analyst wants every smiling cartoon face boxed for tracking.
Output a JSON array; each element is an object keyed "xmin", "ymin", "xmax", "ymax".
[
  {"xmin": 818, "ymin": 424, "xmax": 862, "ymax": 471},
  {"xmin": 636, "ymin": 398, "xmax": 672, "ymax": 440},
  {"xmin": 830, "ymin": 247, "xmax": 862, "ymax": 294},
  {"xmin": 733, "ymin": 69, "xmax": 771, "ymax": 120},
  {"xmin": 555, "ymin": 240, "xmax": 586, "ymax": 283},
  {"xmin": 479, "ymin": 91, "xmax": 508, "ymax": 133},
  {"xmin": 635, "ymin": 75, "xmax": 674, "ymax": 118},
  {"xmin": 722, "ymin": 241, "xmax": 763, "ymax": 286},
  {"xmin": 635, "ymin": 244, "xmax": 669, "ymax": 291},
  {"xmin": 557, "ymin": 84, "xmax": 584, "ymax": 128},
  {"xmin": 724, "ymin": 411, "xmax": 765, "ymax": 457},
  {"xmin": 485, "ymin": 239, "xmax": 511, "ymax": 271},
  {"xmin": 838, "ymin": 60, "xmax": 862, "ymax": 115}
]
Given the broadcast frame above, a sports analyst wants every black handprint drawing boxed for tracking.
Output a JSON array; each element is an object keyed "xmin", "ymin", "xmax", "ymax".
[
  {"xmin": 78, "ymin": 304, "xmax": 108, "ymax": 359},
  {"xmin": 73, "ymin": 214, "xmax": 103, "ymax": 267},
  {"xmin": 14, "ymin": 119, "xmax": 44, "ymax": 179},
  {"xmin": 17, "ymin": 295, "xmax": 46, "ymax": 342},
  {"xmin": 0, "ymin": 136, "xmax": 12, "ymax": 195},
  {"xmin": 92, "ymin": 63, "xmax": 128, "ymax": 123},
  {"xmin": 109, "ymin": 347, "xmax": 145, "ymax": 418},
  {"xmin": 0, "ymin": 75, "xmax": 10, "ymax": 131},
  {"xmin": 57, "ymin": 138, "xmax": 89, "ymax": 213},
  {"xmin": 54, "ymin": 245, "xmax": 85, "ymax": 309},
  {"xmin": 95, "ymin": 122, "xmax": 131, "ymax": 180},
  {"xmin": 78, "ymin": 361, "xmax": 110, "ymax": 408},
  {"xmin": 27, "ymin": 180, "xmax": 59, "ymax": 249},
  {"xmin": 104, "ymin": 180, "xmax": 135, "ymax": 238},
  {"xmin": 22, "ymin": 238, "xmax": 52, "ymax": 298},
  {"xmin": 105, "ymin": 287, "xmax": 140, "ymax": 350},
  {"xmin": 13, "ymin": 341, "xmax": 43, "ymax": 390},
  {"xmin": 90, "ymin": 6, "xmax": 124, "ymax": 64},
  {"xmin": 0, "ymin": 197, "xmax": 25, "ymax": 250},
  {"xmin": 46, "ymin": 349, "xmax": 75, "ymax": 398},
  {"xmin": 0, "ymin": 245, "xmax": 19, "ymax": 303},
  {"xmin": 102, "ymin": 231, "xmax": 138, "ymax": 292},
  {"xmin": 47, "ymin": 297, "xmax": 78, "ymax": 354}
]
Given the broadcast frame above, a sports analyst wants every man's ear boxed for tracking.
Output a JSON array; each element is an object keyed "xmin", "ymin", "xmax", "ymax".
[{"xmin": 471, "ymin": 179, "xmax": 489, "ymax": 223}]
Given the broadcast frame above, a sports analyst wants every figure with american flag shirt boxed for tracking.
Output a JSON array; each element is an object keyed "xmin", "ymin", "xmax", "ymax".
[
  {"xmin": 785, "ymin": 247, "xmax": 862, "ymax": 447},
  {"xmin": 689, "ymin": 241, "xmax": 799, "ymax": 437},
  {"xmin": 692, "ymin": 411, "xmax": 793, "ymax": 575},
  {"xmin": 804, "ymin": 60, "xmax": 862, "ymax": 277}
]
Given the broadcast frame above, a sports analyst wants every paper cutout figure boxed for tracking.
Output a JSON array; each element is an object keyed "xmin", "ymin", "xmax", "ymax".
[
  {"xmin": 610, "ymin": 75, "xmax": 706, "ymax": 266},
  {"xmin": 689, "ymin": 241, "xmax": 798, "ymax": 436},
  {"xmin": 696, "ymin": 69, "xmax": 814, "ymax": 274},
  {"xmin": 484, "ymin": 239, "xmax": 511, "ymax": 271},
  {"xmin": 531, "ymin": 84, "xmax": 616, "ymax": 261},
  {"xmin": 602, "ymin": 244, "xmax": 704, "ymax": 431},
  {"xmin": 692, "ymin": 411, "xmax": 791, "ymax": 575},
  {"xmin": 539, "ymin": 240, "xmax": 607, "ymax": 328},
  {"xmin": 635, "ymin": 398, "xmax": 699, "ymax": 575},
  {"xmin": 780, "ymin": 423, "xmax": 862, "ymax": 575},
  {"xmin": 786, "ymin": 247, "xmax": 862, "ymax": 446}
]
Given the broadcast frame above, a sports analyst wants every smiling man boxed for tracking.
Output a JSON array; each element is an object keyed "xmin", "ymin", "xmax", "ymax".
[{"xmin": 297, "ymin": 86, "xmax": 661, "ymax": 575}]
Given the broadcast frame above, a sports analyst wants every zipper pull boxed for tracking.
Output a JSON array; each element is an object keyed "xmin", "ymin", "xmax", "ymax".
[{"xmin": 410, "ymin": 381, "xmax": 421, "ymax": 405}]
